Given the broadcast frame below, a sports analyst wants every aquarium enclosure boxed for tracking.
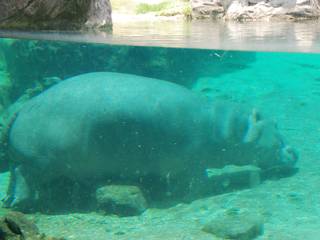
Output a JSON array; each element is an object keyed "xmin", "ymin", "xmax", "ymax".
[{"xmin": 0, "ymin": 19, "xmax": 320, "ymax": 240}]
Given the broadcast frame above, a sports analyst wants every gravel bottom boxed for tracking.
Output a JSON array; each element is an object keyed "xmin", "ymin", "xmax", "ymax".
[{"xmin": 25, "ymin": 165, "xmax": 319, "ymax": 240}]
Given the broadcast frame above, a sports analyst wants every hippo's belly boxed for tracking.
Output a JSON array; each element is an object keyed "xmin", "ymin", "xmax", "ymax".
[{"xmin": 9, "ymin": 72, "xmax": 213, "ymax": 179}]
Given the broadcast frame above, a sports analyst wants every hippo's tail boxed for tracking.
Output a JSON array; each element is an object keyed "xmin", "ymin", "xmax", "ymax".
[
  {"xmin": 0, "ymin": 110, "xmax": 18, "ymax": 173},
  {"xmin": 0, "ymin": 84, "xmax": 40, "ymax": 172}
]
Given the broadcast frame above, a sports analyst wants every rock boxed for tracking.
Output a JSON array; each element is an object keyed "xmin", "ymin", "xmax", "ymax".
[
  {"xmin": 191, "ymin": 0, "xmax": 320, "ymax": 20},
  {"xmin": 0, "ymin": 211, "xmax": 63, "ymax": 240},
  {"xmin": 0, "ymin": 220, "xmax": 17, "ymax": 240},
  {"xmin": 4, "ymin": 212, "xmax": 39, "ymax": 238},
  {"xmin": 84, "ymin": 0, "xmax": 112, "ymax": 29},
  {"xmin": 202, "ymin": 209, "xmax": 264, "ymax": 239},
  {"xmin": 0, "ymin": 0, "xmax": 112, "ymax": 30},
  {"xmin": 206, "ymin": 165, "xmax": 261, "ymax": 194},
  {"xmin": 225, "ymin": 0, "xmax": 319, "ymax": 20},
  {"xmin": 96, "ymin": 185, "xmax": 147, "ymax": 216},
  {"xmin": 191, "ymin": 0, "xmax": 225, "ymax": 19}
]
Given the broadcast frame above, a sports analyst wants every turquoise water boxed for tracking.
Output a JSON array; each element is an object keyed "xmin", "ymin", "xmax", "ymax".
[{"xmin": 0, "ymin": 38, "xmax": 319, "ymax": 239}]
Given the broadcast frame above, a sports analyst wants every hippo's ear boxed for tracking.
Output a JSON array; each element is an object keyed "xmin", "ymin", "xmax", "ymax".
[{"xmin": 243, "ymin": 108, "xmax": 264, "ymax": 143}]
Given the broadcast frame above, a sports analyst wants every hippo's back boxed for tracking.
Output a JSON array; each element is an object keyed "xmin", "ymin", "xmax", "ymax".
[{"xmin": 9, "ymin": 72, "xmax": 211, "ymax": 178}]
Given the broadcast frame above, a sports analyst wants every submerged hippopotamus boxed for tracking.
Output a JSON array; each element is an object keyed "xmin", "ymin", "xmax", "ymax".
[{"xmin": 3, "ymin": 72, "xmax": 297, "ymax": 208}]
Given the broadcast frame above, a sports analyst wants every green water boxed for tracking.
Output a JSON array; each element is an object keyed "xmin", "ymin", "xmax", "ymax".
[{"xmin": 0, "ymin": 38, "xmax": 319, "ymax": 239}]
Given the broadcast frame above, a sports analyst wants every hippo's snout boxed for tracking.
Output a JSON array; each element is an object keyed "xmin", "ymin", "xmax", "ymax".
[{"xmin": 280, "ymin": 145, "xmax": 298, "ymax": 168}]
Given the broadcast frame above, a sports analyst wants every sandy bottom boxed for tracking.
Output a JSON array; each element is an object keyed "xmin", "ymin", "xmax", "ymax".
[
  {"xmin": 24, "ymin": 167, "xmax": 317, "ymax": 240},
  {"xmin": 1, "ymin": 160, "xmax": 319, "ymax": 239}
]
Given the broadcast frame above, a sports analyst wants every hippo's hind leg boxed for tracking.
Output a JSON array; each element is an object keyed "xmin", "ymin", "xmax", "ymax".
[{"xmin": 2, "ymin": 165, "xmax": 35, "ymax": 209}]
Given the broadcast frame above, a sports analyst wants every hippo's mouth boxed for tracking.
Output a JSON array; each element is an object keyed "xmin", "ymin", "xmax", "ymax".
[
  {"xmin": 259, "ymin": 145, "xmax": 298, "ymax": 179},
  {"xmin": 280, "ymin": 145, "xmax": 298, "ymax": 168}
]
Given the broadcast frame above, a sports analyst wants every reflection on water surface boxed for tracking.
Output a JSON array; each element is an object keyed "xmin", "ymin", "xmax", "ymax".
[{"xmin": 0, "ymin": 19, "xmax": 320, "ymax": 52}]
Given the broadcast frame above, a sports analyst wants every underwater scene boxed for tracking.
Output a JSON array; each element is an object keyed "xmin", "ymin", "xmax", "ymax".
[{"xmin": 0, "ymin": 38, "xmax": 319, "ymax": 240}]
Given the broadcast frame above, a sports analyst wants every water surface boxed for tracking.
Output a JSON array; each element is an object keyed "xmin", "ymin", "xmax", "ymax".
[{"xmin": 0, "ymin": 19, "xmax": 320, "ymax": 52}]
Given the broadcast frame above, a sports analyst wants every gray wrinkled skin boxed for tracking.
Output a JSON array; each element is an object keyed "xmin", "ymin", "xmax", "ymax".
[{"xmin": 4, "ymin": 72, "xmax": 297, "ymax": 208}]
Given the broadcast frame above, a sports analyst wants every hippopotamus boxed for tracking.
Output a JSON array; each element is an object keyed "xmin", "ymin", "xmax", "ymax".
[{"xmin": 3, "ymin": 72, "xmax": 297, "ymax": 208}]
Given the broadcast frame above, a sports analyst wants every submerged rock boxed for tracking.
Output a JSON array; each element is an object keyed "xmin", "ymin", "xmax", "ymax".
[
  {"xmin": 96, "ymin": 185, "xmax": 147, "ymax": 216},
  {"xmin": 0, "ymin": 0, "xmax": 112, "ymax": 30},
  {"xmin": 206, "ymin": 164, "xmax": 261, "ymax": 194},
  {"xmin": 0, "ymin": 211, "xmax": 63, "ymax": 240},
  {"xmin": 202, "ymin": 209, "xmax": 264, "ymax": 239},
  {"xmin": 191, "ymin": 0, "xmax": 320, "ymax": 20}
]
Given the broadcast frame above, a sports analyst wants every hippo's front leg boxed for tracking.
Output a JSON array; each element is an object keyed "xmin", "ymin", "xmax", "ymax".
[{"xmin": 3, "ymin": 165, "xmax": 34, "ymax": 208}]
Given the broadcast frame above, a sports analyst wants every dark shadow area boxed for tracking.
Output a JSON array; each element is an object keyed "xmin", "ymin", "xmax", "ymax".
[
  {"xmin": 261, "ymin": 167, "xmax": 299, "ymax": 181},
  {"xmin": 4, "ymin": 164, "xmax": 299, "ymax": 215}
]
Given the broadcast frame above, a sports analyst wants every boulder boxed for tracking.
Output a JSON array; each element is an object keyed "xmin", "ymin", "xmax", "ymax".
[
  {"xmin": 191, "ymin": 0, "xmax": 320, "ymax": 20},
  {"xmin": 0, "ymin": 211, "xmax": 64, "ymax": 240},
  {"xmin": 191, "ymin": 0, "xmax": 225, "ymax": 19},
  {"xmin": 96, "ymin": 185, "xmax": 147, "ymax": 216},
  {"xmin": 0, "ymin": 0, "xmax": 112, "ymax": 30},
  {"xmin": 206, "ymin": 165, "xmax": 261, "ymax": 194},
  {"xmin": 225, "ymin": 0, "xmax": 320, "ymax": 20},
  {"xmin": 202, "ymin": 209, "xmax": 264, "ymax": 239}
]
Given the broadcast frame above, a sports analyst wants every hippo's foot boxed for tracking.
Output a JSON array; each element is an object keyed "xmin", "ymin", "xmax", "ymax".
[{"xmin": 2, "ymin": 166, "xmax": 32, "ymax": 209}]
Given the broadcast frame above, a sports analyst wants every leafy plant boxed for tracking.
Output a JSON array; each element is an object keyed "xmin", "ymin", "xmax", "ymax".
[{"xmin": 182, "ymin": 4, "xmax": 192, "ymax": 20}]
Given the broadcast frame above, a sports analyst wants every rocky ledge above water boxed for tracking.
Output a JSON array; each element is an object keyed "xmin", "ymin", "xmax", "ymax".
[
  {"xmin": 0, "ymin": 0, "xmax": 112, "ymax": 30},
  {"xmin": 191, "ymin": 0, "xmax": 320, "ymax": 20}
]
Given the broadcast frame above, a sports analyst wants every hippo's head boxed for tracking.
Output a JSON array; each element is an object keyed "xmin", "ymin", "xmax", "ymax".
[{"xmin": 244, "ymin": 110, "xmax": 298, "ymax": 170}]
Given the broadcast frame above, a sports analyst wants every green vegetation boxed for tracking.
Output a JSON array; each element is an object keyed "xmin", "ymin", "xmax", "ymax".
[
  {"xmin": 110, "ymin": 0, "xmax": 192, "ymax": 17},
  {"xmin": 135, "ymin": 0, "xmax": 192, "ymax": 18},
  {"xmin": 182, "ymin": 4, "xmax": 192, "ymax": 20},
  {"xmin": 0, "ymin": 43, "xmax": 12, "ymax": 111},
  {"xmin": 110, "ymin": 0, "xmax": 137, "ymax": 13},
  {"xmin": 136, "ymin": 1, "xmax": 170, "ymax": 14}
]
